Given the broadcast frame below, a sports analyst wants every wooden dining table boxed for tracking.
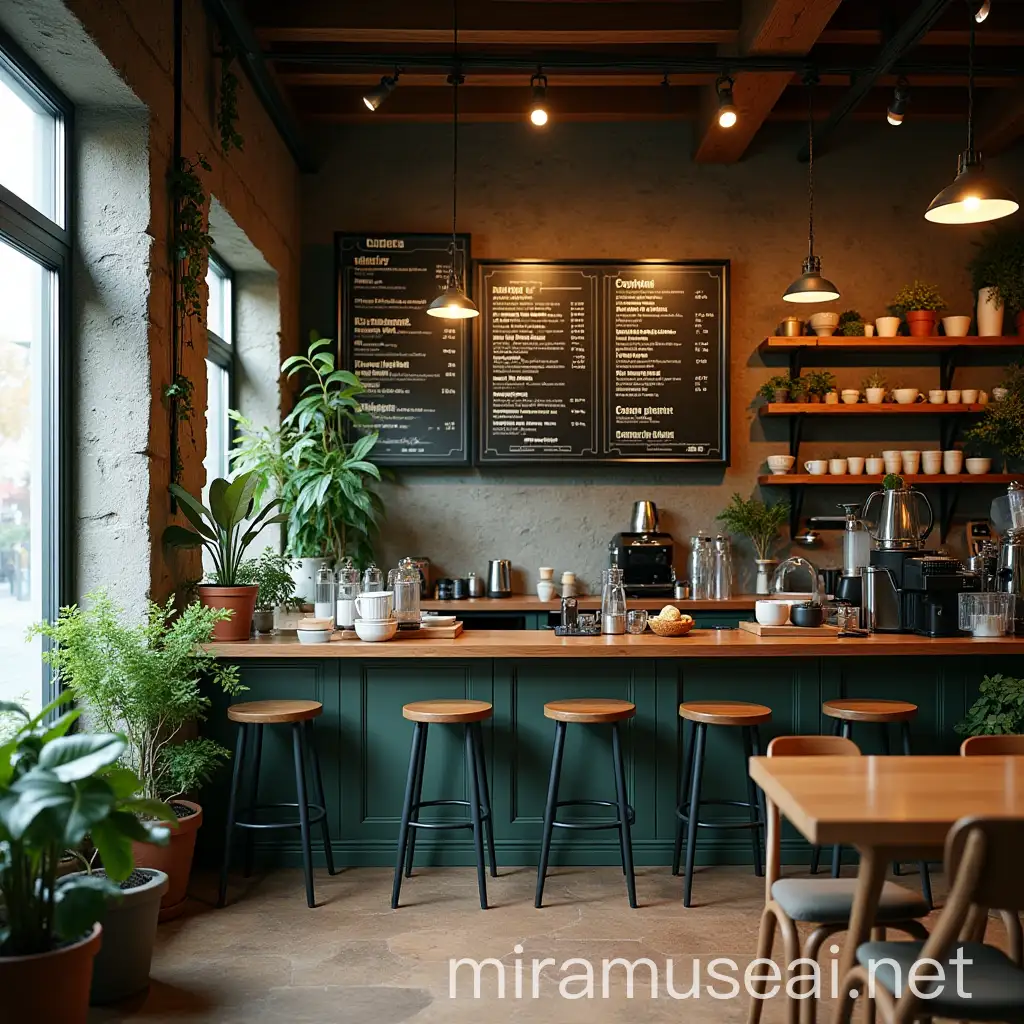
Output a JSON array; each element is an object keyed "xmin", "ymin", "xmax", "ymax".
[{"xmin": 748, "ymin": 754, "xmax": 1024, "ymax": 980}]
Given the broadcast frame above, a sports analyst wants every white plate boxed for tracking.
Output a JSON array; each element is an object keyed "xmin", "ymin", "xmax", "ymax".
[{"xmin": 421, "ymin": 614, "xmax": 457, "ymax": 626}]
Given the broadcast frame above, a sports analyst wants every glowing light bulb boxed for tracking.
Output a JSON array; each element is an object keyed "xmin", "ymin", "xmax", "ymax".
[{"xmin": 530, "ymin": 106, "xmax": 548, "ymax": 127}]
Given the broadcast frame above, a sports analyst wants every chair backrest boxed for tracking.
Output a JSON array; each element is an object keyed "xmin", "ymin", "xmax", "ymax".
[
  {"xmin": 960, "ymin": 734, "xmax": 1024, "ymax": 756},
  {"xmin": 945, "ymin": 816, "xmax": 1024, "ymax": 914}
]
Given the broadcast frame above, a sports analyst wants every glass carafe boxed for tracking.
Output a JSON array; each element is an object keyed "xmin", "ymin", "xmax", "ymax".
[
  {"xmin": 314, "ymin": 566, "xmax": 336, "ymax": 626},
  {"xmin": 601, "ymin": 567, "xmax": 627, "ymax": 635},
  {"xmin": 389, "ymin": 557, "xmax": 422, "ymax": 630},
  {"xmin": 336, "ymin": 558, "xmax": 360, "ymax": 628},
  {"xmin": 712, "ymin": 535, "xmax": 733, "ymax": 600}
]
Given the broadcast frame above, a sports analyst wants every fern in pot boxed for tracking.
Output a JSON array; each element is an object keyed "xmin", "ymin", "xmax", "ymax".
[
  {"xmin": 716, "ymin": 493, "xmax": 790, "ymax": 594},
  {"xmin": 31, "ymin": 592, "xmax": 245, "ymax": 922}
]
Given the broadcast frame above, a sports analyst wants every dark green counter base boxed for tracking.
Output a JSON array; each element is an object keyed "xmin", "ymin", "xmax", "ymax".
[{"xmin": 200, "ymin": 654, "xmax": 1014, "ymax": 871}]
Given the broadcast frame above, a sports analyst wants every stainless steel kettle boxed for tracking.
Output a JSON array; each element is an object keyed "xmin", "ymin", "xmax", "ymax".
[
  {"xmin": 861, "ymin": 486, "xmax": 934, "ymax": 551},
  {"xmin": 631, "ymin": 500, "xmax": 658, "ymax": 534}
]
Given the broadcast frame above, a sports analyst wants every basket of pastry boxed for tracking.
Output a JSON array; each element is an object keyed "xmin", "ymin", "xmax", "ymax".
[{"xmin": 647, "ymin": 605, "xmax": 695, "ymax": 637}]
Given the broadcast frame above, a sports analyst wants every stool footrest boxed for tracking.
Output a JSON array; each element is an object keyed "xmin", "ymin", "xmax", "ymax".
[
  {"xmin": 234, "ymin": 802, "xmax": 327, "ymax": 830},
  {"xmin": 408, "ymin": 797, "xmax": 493, "ymax": 832},
  {"xmin": 676, "ymin": 798, "xmax": 763, "ymax": 831},
  {"xmin": 551, "ymin": 798, "xmax": 635, "ymax": 831}
]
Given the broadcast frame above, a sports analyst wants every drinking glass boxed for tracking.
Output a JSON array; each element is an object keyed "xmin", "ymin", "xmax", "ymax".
[{"xmin": 626, "ymin": 609, "xmax": 648, "ymax": 634}]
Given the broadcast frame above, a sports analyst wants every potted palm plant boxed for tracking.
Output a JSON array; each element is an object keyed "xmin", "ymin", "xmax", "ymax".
[
  {"xmin": 32, "ymin": 592, "xmax": 244, "ymax": 922},
  {"xmin": 163, "ymin": 470, "xmax": 288, "ymax": 641},
  {"xmin": 889, "ymin": 281, "xmax": 946, "ymax": 337},
  {"xmin": 0, "ymin": 694, "xmax": 171, "ymax": 1023},
  {"xmin": 715, "ymin": 493, "xmax": 790, "ymax": 595}
]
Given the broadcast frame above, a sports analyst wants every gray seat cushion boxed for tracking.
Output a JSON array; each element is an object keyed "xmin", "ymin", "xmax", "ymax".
[
  {"xmin": 856, "ymin": 940, "xmax": 1024, "ymax": 1021},
  {"xmin": 771, "ymin": 878, "xmax": 929, "ymax": 924}
]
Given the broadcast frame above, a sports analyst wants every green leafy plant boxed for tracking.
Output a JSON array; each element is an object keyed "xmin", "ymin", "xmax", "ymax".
[
  {"xmin": 969, "ymin": 228, "xmax": 1024, "ymax": 313},
  {"xmin": 838, "ymin": 310, "xmax": 866, "ymax": 336},
  {"xmin": 882, "ymin": 473, "xmax": 904, "ymax": 490},
  {"xmin": 217, "ymin": 44, "xmax": 244, "ymax": 155},
  {"xmin": 955, "ymin": 674, "xmax": 1024, "ymax": 737},
  {"xmin": 756, "ymin": 374, "xmax": 794, "ymax": 401},
  {"xmin": 802, "ymin": 370, "xmax": 837, "ymax": 398},
  {"xmin": 964, "ymin": 392, "xmax": 1024, "ymax": 468},
  {"xmin": 889, "ymin": 281, "xmax": 946, "ymax": 316},
  {"xmin": 0, "ymin": 694, "xmax": 173, "ymax": 956},
  {"xmin": 216, "ymin": 549, "xmax": 298, "ymax": 610},
  {"xmin": 715, "ymin": 494, "xmax": 790, "ymax": 561},
  {"xmin": 162, "ymin": 471, "xmax": 288, "ymax": 585},
  {"xmin": 862, "ymin": 369, "xmax": 887, "ymax": 390},
  {"xmin": 30, "ymin": 592, "xmax": 245, "ymax": 802}
]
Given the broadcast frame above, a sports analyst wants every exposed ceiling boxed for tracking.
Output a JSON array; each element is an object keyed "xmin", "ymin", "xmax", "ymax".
[{"xmin": 239, "ymin": 0, "xmax": 1024, "ymax": 163}]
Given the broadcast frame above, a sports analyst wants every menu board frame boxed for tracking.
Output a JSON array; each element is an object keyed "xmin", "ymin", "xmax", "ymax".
[
  {"xmin": 336, "ymin": 231, "xmax": 473, "ymax": 467},
  {"xmin": 474, "ymin": 259, "xmax": 730, "ymax": 465}
]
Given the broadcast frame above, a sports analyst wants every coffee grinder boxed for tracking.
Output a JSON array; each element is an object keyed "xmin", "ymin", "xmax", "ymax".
[{"xmin": 835, "ymin": 503, "xmax": 870, "ymax": 606}]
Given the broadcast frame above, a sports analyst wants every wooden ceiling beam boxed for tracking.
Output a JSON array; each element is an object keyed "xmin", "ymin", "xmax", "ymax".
[
  {"xmin": 693, "ymin": 0, "xmax": 843, "ymax": 164},
  {"xmin": 976, "ymin": 84, "xmax": 1024, "ymax": 155}
]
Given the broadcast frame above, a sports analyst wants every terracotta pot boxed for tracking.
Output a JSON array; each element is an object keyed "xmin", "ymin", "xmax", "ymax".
[
  {"xmin": 906, "ymin": 310, "xmax": 938, "ymax": 337},
  {"xmin": 132, "ymin": 800, "xmax": 203, "ymax": 922},
  {"xmin": 199, "ymin": 584, "xmax": 258, "ymax": 641},
  {"xmin": 1017, "ymin": 310, "xmax": 1024, "ymax": 336},
  {"xmin": 772, "ymin": 388, "xmax": 790, "ymax": 404},
  {"xmin": 0, "ymin": 923, "xmax": 102, "ymax": 1024}
]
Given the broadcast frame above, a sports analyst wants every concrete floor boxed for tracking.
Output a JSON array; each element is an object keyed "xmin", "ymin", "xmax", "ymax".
[{"xmin": 90, "ymin": 863, "xmax": 984, "ymax": 1024}]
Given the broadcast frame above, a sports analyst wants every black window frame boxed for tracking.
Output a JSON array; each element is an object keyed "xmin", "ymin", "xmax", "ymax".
[
  {"xmin": 0, "ymin": 29, "xmax": 73, "ymax": 713},
  {"xmin": 205, "ymin": 251, "xmax": 236, "ymax": 479}
]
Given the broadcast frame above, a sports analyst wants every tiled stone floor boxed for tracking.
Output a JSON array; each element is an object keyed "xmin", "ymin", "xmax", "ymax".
[{"xmin": 90, "ymin": 863, "xmax": 989, "ymax": 1024}]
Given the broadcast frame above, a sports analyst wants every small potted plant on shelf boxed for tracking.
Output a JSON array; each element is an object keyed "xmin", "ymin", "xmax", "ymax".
[
  {"xmin": 227, "ymin": 548, "xmax": 298, "ymax": 633},
  {"xmin": 862, "ymin": 370, "xmax": 887, "ymax": 405},
  {"xmin": 964, "ymin": 389, "xmax": 1024, "ymax": 472},
  {"xmin": 757, "ymin": 374, "xmax": 794, "ymax": 404},
  {"xmin": 715, "ymin": 493, "xmax": 790, "ymax": 595},
  {"xmin": 955, "ymin": 673, "xmax": 1024, "ymax": 737},
  {"xmin": 838, "ymin": 309, "xmax": 866, "ymax": 336},
  {"xmin": 802, "ymin": 370, "xmax": 837, "ymax": 404},
  {"xmin": 31, "ymin": 592, "xmax": 245, "ymax": 922},
  {"xmin": 0, "ymin": 694, "xmax": 172, "ymax": 1023},
  {"xmin": 889, "ymin": 281, "xmax": 946, "ymax": 337}
]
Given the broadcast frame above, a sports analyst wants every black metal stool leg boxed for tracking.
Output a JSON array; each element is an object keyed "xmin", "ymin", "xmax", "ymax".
[
  {"xmin": 242, "ymin": 724, "xmax": 262, "ymax": 878},
  {"xmin": 672, "ymin": 719, "xmax": 696, "ymax": 876},
  {"xmin": 404, "ymin": 722, "xmax": 429, "ymax": 878},
  {"xmin": 611, "ymin": 721, "xmax": 638, "ymax": 908},
  {"xmin": 832, "ymin": 720, "xmax": 852, "ymax": 878},
  {"xmin": 743, "ymin": 727, "xmax": 764, "ymax": 878},
  {"xmin": 899, "ymin": 720, "xmax": 933, "ymax": 908},
  {"xmin": 535, "ymin": 720, "xmax": 566, "ymax": 908},
  {"xmin": 465, "ymin": 725, "xmax": 488, "ymax": 909},
  {"xmin": 292, "ymin": 723, "xmax": 316, "ymax": 908},
  {"xmin": 471, "ymin": 722, "xmax": 498, "ymax": 878},
  {"xmin": 880, "ymin": 724, "xmax": 891, "ymax": 756},
  {"xmin": 683, "ymin": 722, "xmax": 707, "ymax": 908},
  {"xmin": 217, "ymin": 722, "xmax": 248, "ymax": 908},
  {"xmin": 305, "ymin": 719, "xmax": 336, "ymax": 876},
  {"xmin": 392, "ymin": 722, "xmax": 424, "ymax": 909}
]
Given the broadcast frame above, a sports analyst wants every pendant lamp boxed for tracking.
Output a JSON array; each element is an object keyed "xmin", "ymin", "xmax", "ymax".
[
  {"xmin": 427, "ymin": 0, "xmax": 478, "ymax": 320},
  {"xmin": 925, "ymin": 15, "xmax": 1018, "ymax": 225},
  {"xmin": 783, "ymin": 77, "xmax": 840, "ymax": 303}
]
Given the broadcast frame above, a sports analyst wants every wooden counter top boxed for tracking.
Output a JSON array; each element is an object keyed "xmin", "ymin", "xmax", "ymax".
[
  {"xmin": 421, "ymin": 595, "xmax": 759, "ymax": 612},
  {"xmin": 210, "ymin": 629, "xmax": 1024, "ymax": 660}
]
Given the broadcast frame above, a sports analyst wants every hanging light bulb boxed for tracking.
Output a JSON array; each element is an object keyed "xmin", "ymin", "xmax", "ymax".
[
  {"xmin": 427, "ymin": 2, "xmax": 478, "ymax": 320},
  {"xmin": 974, "ymin": 0, "xmax": 991, "ymax": 23},
  {"xmin": 529, "ymin": 72, "xmax": 549, "ymax": 127},
  {"xmin": 925, "ymin": 14, "xmax": 1018, "ymax": 224},
  {"xmin": 886, "ymin": 78, "xmax": 910, "ymax": 125},
  {"xmin": 784, "ymin": 76, "xmax": 840, "ymax": 304},
  {"xmin": 715, "ymin": 75, "xmax": 737, "ymax": 129},
  {"xmin": 363, "ymin": 71, "xmax": 399, "ymax": 112}
]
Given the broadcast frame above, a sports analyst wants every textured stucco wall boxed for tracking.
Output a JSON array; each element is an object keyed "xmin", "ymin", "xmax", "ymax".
[{"xmin": 302, "ymin": 121, "xmax": 1024, "ymax": 592}]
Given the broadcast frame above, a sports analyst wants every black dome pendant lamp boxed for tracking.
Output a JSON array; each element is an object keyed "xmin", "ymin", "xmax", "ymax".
[
  {"xmin": 427, "ymin": 0, "xmax": 479, "ymax": 320},
  {"xmin": 783, "ymin": 75, "xmax": 840, "ymax": 304}
]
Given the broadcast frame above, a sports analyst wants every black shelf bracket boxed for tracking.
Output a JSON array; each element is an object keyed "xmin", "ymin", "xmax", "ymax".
[
  {"xmin": 937, "ymin": 484, "xmax": 963, "ymax": 544},
  {"xmin": 939, "ymin": 415, "xmax": 960, "ymax": 453},
  {"xmin": 789, "ymin": 412, "xmax": 806, "ymax": 461},
  {"xmin": 789, "ymin": 349, "xmax": 804, "ymax": 381},
  {"xmin": 939, "ymin": 348, "xmax": 957, "ymax": 391},
  {"xmin": 788, "ymin": 485, "xmax": 805, "ymax": 541}
]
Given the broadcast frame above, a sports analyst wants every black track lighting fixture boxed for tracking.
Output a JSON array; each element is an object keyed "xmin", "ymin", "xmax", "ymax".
[
  {"xmin": 529, "ymin": 71, "xmax": 549, "ymax": 127},
  {"xmin": 715, "ymin": 75, "xmax": 737, "ymax": 129},
  {"xmin": 887, "ymin": 77, "xmax": 910, "ymax": 125},
  {"xmin": 363, "ymin": 71, "xmax": 399, "ymax": 112},
  {"xmin": 973, "ymin": 0, "xmax": 991, "ymax": 23}
]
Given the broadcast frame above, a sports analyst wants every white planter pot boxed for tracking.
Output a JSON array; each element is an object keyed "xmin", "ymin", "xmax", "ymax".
[
  {"xmin": 977, "ymin": 286, "xmax": 1005, "ymax": 336},
  {"xmin": 865, "ymin": 388, "xmax": 886, "ymax": 405},
  {"xmin": 291, "ymin": 557, "xmax": 331, "ymax": 604}
]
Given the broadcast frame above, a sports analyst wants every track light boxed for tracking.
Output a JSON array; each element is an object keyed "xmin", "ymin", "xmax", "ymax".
[
  {"xmin": 974, "ymin": 0, "xmax": 991, "ymax": 23},
  {"xmin": 529, "ymin": 72, "xmax": 548, "ymax": 127},
  {"xmin": 887, "ymin": 78, "xmax": 910, "ymax": 125},
  {"xmin": 363, "ymin": 72, "xmax": 399, "ymax": 112},
  {"xmin": 715, "ymin": 76, "xmax": 737, "ymax": 129}
]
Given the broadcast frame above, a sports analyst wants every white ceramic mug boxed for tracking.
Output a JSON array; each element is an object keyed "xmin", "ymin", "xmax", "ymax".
[
  {"xmin": 901, "ymin": 450, "xmax": 921, "ymax": 475},
  {"xmin": 928, "ymin": 390, "xmax": 945, "ymax": 404},
  {"xmin": 804, "ymin": 460, "xmax": 828, "ymax": 476},
  {"xmin": 875, "ymin": 316, "xmax": 901, "ymax": 337},
  {"xmin": 893, "ymin": 388, "xmax": 923, "ymax": 405},
  {"xmin": 841, "ymin": 389, "xmax": 860, "ymax": 405},
  {"xmin": 865, "ymin": 457, "xmax": 885, "ymax": 475},
  {"xmin": 946, "ymin": 389, "xmax": 961, "ymax": 404},
  {"xmin": 943, "ymin": 450, "xmax": 964, "ymax": 474},
  {"xmin": 829, "ymin": 458, "xmax": 848, "ymax": 475},
  {"xmin": 961, "ymin": 388, "xmax": 979, "ymax": 404},
  {"xmin": 921, "ymin": 450, "xmax": 943, "ymax": 475},
  {"xmin": 848, "ymin": 456, "xmax": 865, "ymax": 476},
  {"xmin": 355, "ymin": 591, "xmax": 394, "ymax": 620},
  {"xmin": 882, "ymin": 449, "xmax": 902, "ymax": 474}
]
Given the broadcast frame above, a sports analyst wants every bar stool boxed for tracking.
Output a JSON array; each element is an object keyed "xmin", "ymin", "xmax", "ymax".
[
  {"xmin": 672, "ymin": 700, "xmax": 770, "ymax": 908},
  {"xmin": 218, "ymin": 699, "xmax": 335, "ymax": 909},
  {"xmin": 814, "ymin": 698, "xmax": 933, "ymax": 908},
  {"xmin": 535, "ymin": 699, "xmax": 637, "ymax": 909},
  {"xmin": 392, "ymin": 699, "xmax": 496, "ymax": 911}
]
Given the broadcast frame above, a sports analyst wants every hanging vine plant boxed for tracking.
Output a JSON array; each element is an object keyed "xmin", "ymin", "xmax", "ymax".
[{"xmin": 218, "ymin": 44, "xmax": 244, "ymax": 155}]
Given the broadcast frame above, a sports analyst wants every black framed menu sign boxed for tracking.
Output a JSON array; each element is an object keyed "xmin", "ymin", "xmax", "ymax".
[
  {"xmin": 475, "ymin": 259, "xmax": 729, "ymax": 464},
  {"xmin": 337, "ymin": 232, "xmax": 472, "ymax": 466}
]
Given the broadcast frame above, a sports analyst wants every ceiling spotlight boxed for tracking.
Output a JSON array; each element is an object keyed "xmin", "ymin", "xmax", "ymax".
[
  {"xmin": 887, "ymin": 78, "xmax": 910, "ymax": 125},
  {"xmin": 716, "ymin": 75, "xmax": 737, "ymax": 129},
  {"xmin": 974, "ymin": 0, "xmax": 991, "ymax": 23},
  {"xmin": 529, "ymin": 72, "xmax": 549, "ymax": 127},
  {"xmin": 363, "ymin": 71, "xmax": 399, "ymax": 112}
]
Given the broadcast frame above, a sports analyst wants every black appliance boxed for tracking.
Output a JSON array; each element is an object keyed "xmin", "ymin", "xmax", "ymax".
[
  {"xmin": 609, "ymin": 532, "xmax": 676, "ymax": 597},
  {"xmin": 867, "ymin": 551, "xmax": 980, "ymax": 636}
]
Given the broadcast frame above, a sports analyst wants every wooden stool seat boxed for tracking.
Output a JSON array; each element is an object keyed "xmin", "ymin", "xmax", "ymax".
[
  {"xmin": 228, "ymin": 699, "xmax": 322, "ymax": 725},
  {"xmin": 679, "ymin": 701, "xmax": 772, "ymax": 726},
  {"xmin": 403, "ymin": 699, "xmax": 493, "ymax": 724},
  {"xmin": 543, "ymin": 698, "xmax": 636, "ymax": 724},
  {"xmin": 822, "ymin": 699, "xmax": 918, "ymax": 724}
]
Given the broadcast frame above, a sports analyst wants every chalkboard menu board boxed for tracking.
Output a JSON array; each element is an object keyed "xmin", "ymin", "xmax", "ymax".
[
  {"xmin": 338, "ymin": 233, "xmax": 471, "ymax": 466},
  {"xmin": 476, "ymin": 260, "xmax": 729, "ymax": 464}
]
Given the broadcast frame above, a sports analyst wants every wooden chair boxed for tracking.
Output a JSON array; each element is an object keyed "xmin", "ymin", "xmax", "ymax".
[
  {"xmin": 747, "ymin": 735, "xmax": 930, "ymax": 1024},
  {"xmin": 960, "ymin": 733, "xmax": 1024, "ymax": 756},
  {"xmin": 836, "ymin": 817, "xmax": 1024, "ymax": 1024}
]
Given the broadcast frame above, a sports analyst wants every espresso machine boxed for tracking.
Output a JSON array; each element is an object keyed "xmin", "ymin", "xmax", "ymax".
[
  {"xmin": 993, "ymin": 482, "xmax": 1024, "ymax": 633},
  {"xmin": 609, "ymin": 500, "xmax": 676, "ymax": 597}
]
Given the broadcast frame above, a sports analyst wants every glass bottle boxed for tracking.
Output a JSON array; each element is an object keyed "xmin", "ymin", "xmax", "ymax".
[
  {"xmin": 389, "ymin": 557, "xmax": 422, "ymax": 630},
  {"xmin": 314, "ymin": 566, "xmax": 336, "ymax": 626},
  {"xmin": 336, "ymin": 558, "xmax": 360, "ymax": 628},
  {"xmin": 362, "ymin": 562, "xmax": 383, "ymax": 592},
  {"xmin": 601, "ymin": 567, "xmax": 627, "ymax": 635},
  {"xmin": 713, "ymin": 535, "xmax": 733, "ymax": 601}
]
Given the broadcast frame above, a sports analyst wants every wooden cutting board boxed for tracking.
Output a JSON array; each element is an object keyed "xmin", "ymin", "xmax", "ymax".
[
  {"xmin": 739, "ymin": 620, "xmax": 840, "ymax": 637},
  {"xmin": 336, "ymin": 621, "xmax": 464, "ymax": 640}
]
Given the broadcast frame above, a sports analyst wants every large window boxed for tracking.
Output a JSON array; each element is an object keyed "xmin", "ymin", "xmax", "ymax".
[
  {"xmin": 0, "ymin": 39, "xmax": 69, "ymax": 717},
  {"xmin": 204, "ymin": 254, "xmax": 234, "ymax": 494}
]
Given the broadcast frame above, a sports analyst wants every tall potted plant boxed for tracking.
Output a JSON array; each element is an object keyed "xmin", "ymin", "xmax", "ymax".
[
  {"xmin": 164, "ymin": 470, "xmax": 288, "ymax": 641},
  {"xmin": 32, "ymin": 592, "xmax": 244, "ymax": 921},
  {"xmin": 969, "ymin": 228, "xmax": 1024, "ymax": 336},
  {"xmin": 889, "ymin": 281, "xmax": 946, "ymax": 337},
  {"xmin": 715, "ymin": 493, "xmax": 790, "ymax": 595},
  {"xmin": 0, "ymin": 695, "xmax": 171, "ymax": 1023}
]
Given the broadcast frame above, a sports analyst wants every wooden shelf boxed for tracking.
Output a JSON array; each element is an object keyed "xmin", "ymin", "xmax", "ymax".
[
  {"xmin": 758, "ymin": 473, "xmax": 1020, "ymax": 486},
  {"xmin": 760, "ymin": 403, "xmax": 986, "ymax": 416},
  {"xmin": 760, "ymin": 335, "xmax": 1022, "ymax": 353}
]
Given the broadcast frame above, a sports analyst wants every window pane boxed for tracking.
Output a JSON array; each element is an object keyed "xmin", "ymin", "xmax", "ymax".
[
  {"xmin": 0, "ymin": 239, "xmax": 54, "ymax": 717},
  {"xmin": 0, "ymin": 60, "xmax": 59, "ymax": 224},
  {"xmin": 204, "ymin": 359, "xmax": 230, "ymax": 492},
  {"xmin": 206, "ymin": 259, "xmax": 231, "ymax": 345}
]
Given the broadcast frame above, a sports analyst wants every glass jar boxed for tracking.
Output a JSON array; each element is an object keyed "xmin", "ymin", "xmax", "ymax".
[
  {"xmin": 314, "ymin": 566, "xmax": 336, "ymax": 626},
  {"xmin": 362, "ymin": 563, "xmax": 383, "ymax": 592},
  {"xmin": 601, "ymin": 567, "xmax": 627, "ymax": 635},
  {"xmin": 336, "ymin": 558, "xmax": 360, "ymax": 628},
  {"xmin": 712, "ymin": 535, "xmax": 733, "ymax": 601},
  {"xmin": 389, "ymin": 557, "xmax": 422, "ymax": 630}
]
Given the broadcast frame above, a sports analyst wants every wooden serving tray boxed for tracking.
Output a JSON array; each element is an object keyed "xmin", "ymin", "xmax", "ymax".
[
  {"xmin": 336, "ymin": 621, "xmax": 464, "ymax": 640},
  {"xmin": 739, "ymin": 620, "xmax": 840, "ymax": 637}
]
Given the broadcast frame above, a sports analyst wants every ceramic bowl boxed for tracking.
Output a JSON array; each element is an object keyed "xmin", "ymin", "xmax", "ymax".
[
  {"xmin": 297, "ymin": 628, "xmax": 332, "ymax": 645},
  {"xmin": 965, "ymin": 457, "xmax": 992, "ymax": 476},
  {"xmin": 841, "ymin": 390, "xmax": 860, "ymax": 404},
  {"xmin": 809, "ymin": 312, "xmax": 840, "ymax": 337},
  {"xmin": 941, "ymin": 315, "xmax": 972, "ymax": 337},
  {"xmin": 767, "ymin": 454, "xmax": 795, "ymax": 475},
  {"xmin": 790, "ymin": 603, "xmax": 826, "ymax": 628},
  {"xmin": 755, "ymin": 600, "xmax": 790, "ymax": 626},
  {"xmin": 354, "ymin": 617, "xmax": 398, "ymax": 642}
]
